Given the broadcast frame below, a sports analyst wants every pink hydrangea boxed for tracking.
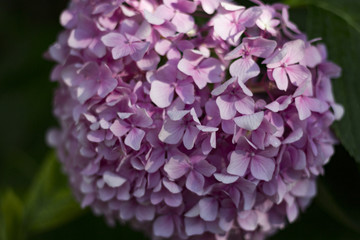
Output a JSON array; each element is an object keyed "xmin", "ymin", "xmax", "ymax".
[{"xmin": 47, "ymin": 0, "xmax": 343, "ymax": 239}]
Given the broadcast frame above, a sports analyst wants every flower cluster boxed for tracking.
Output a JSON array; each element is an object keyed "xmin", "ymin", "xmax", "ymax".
[{"xmin": 47, "ymin": 0, "xmax": 343, "ymax": 239}]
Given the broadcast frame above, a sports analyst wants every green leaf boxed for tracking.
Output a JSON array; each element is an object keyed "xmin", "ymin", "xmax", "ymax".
[
  {"xmin": 286, "ymin": 0, "xmax": 360, "ymax": 163},
  {"xmin": 0, "ymin": 190, "xmax": 25, "ymax": 240},
  {"xmin": 23, "ymin": 152, "xmax": 83, "ymax": 234},
  {"xmin": 315, "ymin": 180, "xmax": 360, "ymax": 234}
]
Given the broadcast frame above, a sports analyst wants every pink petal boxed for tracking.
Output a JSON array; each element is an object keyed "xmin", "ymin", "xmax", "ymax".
[
  {"xmin": 282, "ymin": 39, "xmax": 306, "ymax": 65},
  {"xmin": 150, "ymin": 80, "xmax": 175, "ymax": 108},
  {"xmin": 143, "ymin": 10, "xmax": 165, "ymax": 25},
  {"xmin": 229, "ymin": 57, "xmax": 260, "ymax": 83},
  {"xmin": 101, "ymin": 32, "xmax": 125, "ymax": 47},
  {"xmin": 155, "ymin": 39, "xmax": 172, "ymax": 55},
  {"xmin": 172, "ymin": 12, "xmax": 194, "ymax": 33},
  {"xmin": 137, "ymin": 50, "xmax": 161, "ymax": 71},
  {"xmin": 301, "ymin": 45, "xmax": 322, "ymax": 68},
  {"xmin": 227, "ymin": 151, "xmax": 250, "ymax": 177},
  {"xmin": 234, "ymin": 97, "xmax": 255, "ymax": 115},
  {"xmin": 295, "ymin": 97, "xmax": 311, "ymax": 120},
  {"xmin": 286, "ymin": 64, "xmax": 311, "ymax": 86},
  {"xmin": 237, "ymin": 210, "xmax": 258, "ymax": 231},
  {"xmin": 216, "ymin": 95, "xmax": 236, "ymax": 120},
  {"xmin": 124, "ymin": 127, "xmax": 145, "ymax": 150},
  {"xmin": 201, "ymin": 0, "xmax": 220, "ymax": 14},
  {"xmin": 199, "ymin": 58, "xmax": 223, "ymax": 83},
  {"xmin": 250, "ymin": 155, "xmax": 275, "ymax": 181},
  {"xmin": 273, "ymin": 67, "xmax": 289, "ymax": 91},
  {"xmin": 305, "ymin": 97, "xmax": 329, "ymax": 113},
  {"xmin": 245, "ymin": 37, "xmax": 277, "ymax": 58}
]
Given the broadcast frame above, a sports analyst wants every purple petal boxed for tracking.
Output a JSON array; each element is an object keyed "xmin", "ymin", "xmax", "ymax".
[
  {"xmin": 176, "ymin": 82, "xmax": 195, "ymax": 104},
  {"xmin": 158, "ymin": 119, "xmax": 185, "ymax": 144},
  {"xmin": 194, "ymin": 160, "xmax": 216, "ymax": 177},
  {"xmin": 164, "ymin": 192, "xmax": 183, "ymax": 207},
  {"xmin": 227, "ymin": 151, "xmax": 250, "ymax": 177},
  {"xmin": 130, "ymin": 41, "xmax": 150, "ymax": 61},
  {"xmin": 101, "ymin": 32, "xmax": 125, "ymax": 47},
  {"xmin": 124, "ymin": 127, "xmax": 145, "ymax": 150},
  {"xmin": 186, "ymin": 170, "xmax": 205, "ymax": 194},
  {"xmin": 183, "ymin": 126, "xmax": 200, "ymax": 150},
  {"xmin": 199, "ymin": 197, "xmax": 218, "ymax": 221},
  {"xmin": 135, "ymin": 204, "xmax": 155, "ymax": 221},
  {"xmin": 214, "ymin": 173, "xmax": 239, "ymax": 184},
  {"xmin": 137, "ymin": 50, "xmax": 161, "ymax": 71},
  {"xmin": 163, "ymin": 178, "xmax": 182, "ymax": 193},
  {"xmin": 250, "ymin": 155, "xmax": 275, "ymax": 181},
  {"xmin": 112, "ymin": 44, "xmax": 132, "ymax": 60},
  {"xmin": 145, "ymin": 149, "xmax": 166, "ymax": 173},
  {"xmin": 97, "ymin": 63, "xmax": 117, "ymax": 98},
  {"xmin": 103, "ymin": 171, "xmax": 126, "ymax": 188},
  {"xmin": 184, "ymin": 218, "xmax": 205, "ymax": 236},
  {"xmin": 234, "ymin": 111, "xmax": 264, "ymax": 131},
  {"xmin": 211, "ymin": 77, "xmax": 236, "ymax": 96},
  {"xmin": 110, "ymin": 120, "xmax": 130, "ymax": 137},
  {"xmin": 153, "ymin": 215, "xmax": 174, "ymax": 238},
  {"xmin": 87, "ymin": 130, "xmax": 105, "ymax": 143},
  {"xmin": 167, "ymin": 110, "xmax": 190, "ymax": 121},
  {"xmin": 283, "ymin": 128, "xmax": 303, "ymax": 144},
  {"xmin": 164, "ymin": 155, "xmax": 189, "ymax": 179}
]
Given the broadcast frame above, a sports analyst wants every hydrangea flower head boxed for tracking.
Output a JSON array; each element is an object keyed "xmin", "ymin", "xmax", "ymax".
[{"xmin": 47, "ymin": 0, "xmax": 343, "ymax": 239}]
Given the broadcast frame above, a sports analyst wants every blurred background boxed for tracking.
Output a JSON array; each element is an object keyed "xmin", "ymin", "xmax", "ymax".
[{"xmin": 1, "ymin": 0, "xmax": 360, "ymax": 239}]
